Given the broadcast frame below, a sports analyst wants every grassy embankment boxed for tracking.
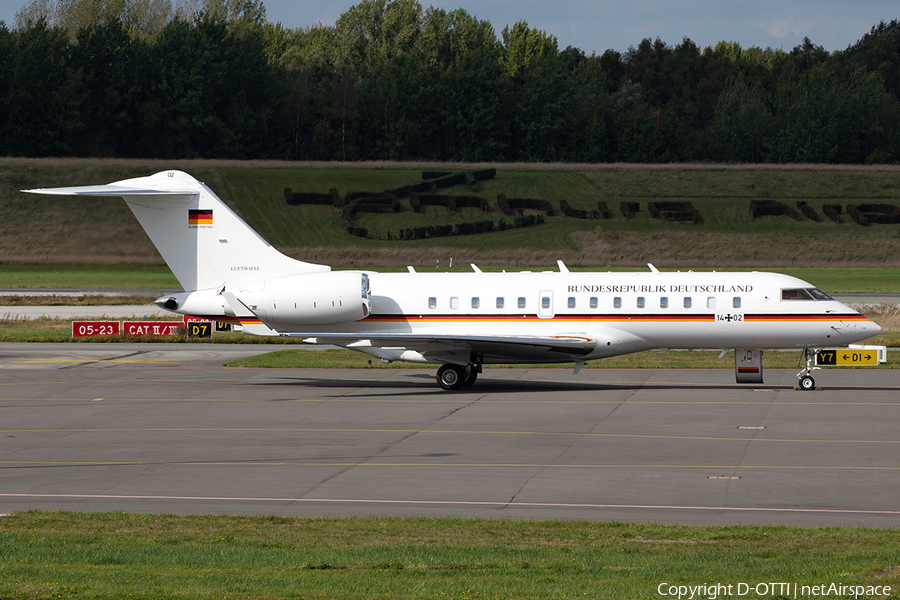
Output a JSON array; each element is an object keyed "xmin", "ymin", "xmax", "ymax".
[
  {"xmin": 216, "ymin": 162, "xmax": 900, "ymax": 269},
  {"xmin": 1, "ymin": 512, "xmax": 899, "ymax": 600},
  {"xmin": 3, "ymin": 158, "xmax": 900, "ymax": 268}
]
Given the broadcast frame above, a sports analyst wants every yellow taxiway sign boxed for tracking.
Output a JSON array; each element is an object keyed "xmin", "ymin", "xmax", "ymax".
[{"xmin": 816, "ymin": 349, "xmax": 879, "ymax": 366}]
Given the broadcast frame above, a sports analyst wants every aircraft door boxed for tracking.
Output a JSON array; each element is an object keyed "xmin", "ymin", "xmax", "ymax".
[{"xmin": 538, "ymin": 290, "xmax": 554, "ymax": 319}]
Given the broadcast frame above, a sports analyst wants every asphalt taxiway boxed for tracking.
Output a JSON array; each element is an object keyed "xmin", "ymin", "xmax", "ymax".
[{"xmin": 1, "ymin": 342, "xmax": 899, "ymax": 527}]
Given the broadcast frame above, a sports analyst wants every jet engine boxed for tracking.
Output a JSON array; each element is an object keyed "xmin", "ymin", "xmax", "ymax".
[{"xmin": 240, "ymin": 271, "xmax": 372, "ymax": 328}]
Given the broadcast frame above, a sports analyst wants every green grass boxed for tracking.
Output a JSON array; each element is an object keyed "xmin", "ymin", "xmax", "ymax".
[
  {"xmin": 1, "ymin": 511, "xmax": 899, "ymax": 600},
  {"xmin": 0, "ymin": 264, "xmax": 179, "ymax": 289}
]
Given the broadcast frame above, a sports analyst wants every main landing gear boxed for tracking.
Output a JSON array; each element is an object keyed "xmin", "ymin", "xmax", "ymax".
[
  {"xmin": 436, "ymin": 363, "xmax": 480, "ymax": 390},
  {"xmin": 797, "ymin": 348, "xmax": 820, "ymax": 391}
]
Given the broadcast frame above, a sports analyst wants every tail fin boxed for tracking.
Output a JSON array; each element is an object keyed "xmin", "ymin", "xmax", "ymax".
[{"xmin": 25, "ymin": 170, "xmax": 329, "ymax": 291}]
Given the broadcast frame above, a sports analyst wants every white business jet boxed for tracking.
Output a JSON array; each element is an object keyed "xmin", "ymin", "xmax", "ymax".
[{"xmin": 26, "ymin": 170, "xmax": 881, "ymax": 390}]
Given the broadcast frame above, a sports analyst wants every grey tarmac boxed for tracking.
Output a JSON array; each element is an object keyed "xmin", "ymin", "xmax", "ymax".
[{"xmin": 0, "ymin": 342, "xmax": 899, "ymax": 527}]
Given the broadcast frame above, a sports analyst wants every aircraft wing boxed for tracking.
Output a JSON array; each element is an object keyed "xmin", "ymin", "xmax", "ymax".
[{"xmin": 298, "ymin": 332, "xmax": 597, "ymax": 364}]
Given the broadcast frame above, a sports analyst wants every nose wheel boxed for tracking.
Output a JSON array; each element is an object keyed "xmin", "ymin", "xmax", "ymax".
[{"xmin": 796, "ymin": 348, "xmax": 820, "ymax": 391}]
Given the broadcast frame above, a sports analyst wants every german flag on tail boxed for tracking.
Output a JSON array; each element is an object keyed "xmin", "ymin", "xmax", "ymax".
[{"xmin": 188, "ymin": 209, "xmax": 212, "ymax": 225}]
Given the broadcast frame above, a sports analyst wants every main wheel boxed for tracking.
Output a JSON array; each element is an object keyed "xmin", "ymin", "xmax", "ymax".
[
  {"xmin": 437, "ymin": 364, "xmax": 465, "ymax": 390},
  {"xmin": 461, "ymin": 365, "xmax": 478, "ymax": 387},
  {"xmin": 799, "ymin": 375, "xmax": 815, "ymax": 391}
]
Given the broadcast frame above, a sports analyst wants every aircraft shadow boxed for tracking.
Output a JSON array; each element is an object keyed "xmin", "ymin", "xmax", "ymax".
[
  {"xmin": 250, "ymin": 374, "xmax": 749, "ymax": 395},
  {"xmin": 247, "ymin": 373, "xmax": 899, "ymax": 396}
]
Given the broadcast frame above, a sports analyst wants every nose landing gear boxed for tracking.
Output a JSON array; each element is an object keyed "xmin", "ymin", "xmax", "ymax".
[{"xmin": 797, "ymin": 348, "xmax": 820, "ymax": 391}]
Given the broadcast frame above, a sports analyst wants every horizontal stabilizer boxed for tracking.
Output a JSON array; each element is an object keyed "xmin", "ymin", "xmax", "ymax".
[{"xmin": 23, "ymin": 184, "xmax": 197, "ymax": 197}]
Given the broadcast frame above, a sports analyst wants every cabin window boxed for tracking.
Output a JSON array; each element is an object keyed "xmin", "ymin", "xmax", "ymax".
[
  {"xmin": 660, "ymin": 297, "xmax": 668, "ymax": 309},
  {"xmin": 518, "ymin": 297, "xmax": 526, "ymax": 309},
  {"xmin": 733, "ymin": 297, "xmax": 741, "ymax": 309},
  {"xmin": 496, "ymin": 297, "xmax": 504, "ymax": 309},
  {"xmin": 637, "ymin": 297, "xmax": 645, "ymax": 309},
  {"xmin": 684, "ymin": 297, "xmax": 692, "ymax": 309},
  {"xmin": 450, "ymin": 296, "xmax": 459, "ymax": 309},
  {"xmin": 542, "ymin": 296, "xmax": 551, "ymax": 309},
  {"xmin": 614, "ymin": 297, "xmax": 622, "ymax": 309},
  {"xmin": 568, "ymin": 297, "xmax": 576, "ymax": 309},
  {"xmin": 428, "ymin": 297, "xmax": 436, "ymax": 309},
  {"xmin": 590, "ymin": 297, "xmax": 598, "ymax": 309},
  {"xmin": 471, "ymin": 297, "xmax": 480, "ymax": 309},
  {"xmin": 707, "ymin": 296, "xmax": 716, "ymax": 309}
]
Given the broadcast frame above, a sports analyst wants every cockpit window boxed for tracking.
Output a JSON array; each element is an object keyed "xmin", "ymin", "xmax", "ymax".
[
  {"xmin": 807, "ymin": 288, "xmax": 833, "ymax": 301},
  {"xmin": 781, "ymin": 288, "xmax": 833, "ymax": 301},
  {"xmin": 782, "ymin": 289, "xmax": 812, "ymax": 300}
]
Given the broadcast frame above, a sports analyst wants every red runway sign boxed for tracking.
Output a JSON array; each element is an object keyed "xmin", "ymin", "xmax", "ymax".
[
  {"xmin": 72, "ymin": 321, "xmax": 120, "ymax": 337},
  {"xmin": 123, "ymin": 321, "xmax": 182, "ymax": 337}
]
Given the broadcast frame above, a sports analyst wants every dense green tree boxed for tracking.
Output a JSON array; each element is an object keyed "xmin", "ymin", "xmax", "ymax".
[
  {"xmin": 501, "ymin": 20, "xmax": 557, "ymax": 80},
  {"xmin": 0, "ymin": 19, "xmax": 82, "ymax": 155},
  {"xmin": 3, "ymin": 0, "xmax": 900, "ymax": 163},
  {"xmin": 564, "ymin": 51, "xmax": 612, "ymax": 162},
  {"xmin": 16, "ymin": 0, "xmax": 174, "ymax": 38},
  {"xmin": 0, "ymin": 24, "xmax": 13, "ymax": 146},
  {"xmin": 136, "ymin": 14, "xmax": 277, "ymax": 158},
  {"xmin": 514, "ymin": 52, "xmax": 572, "ymax": 160},
  {"xmin": 328, "ymin": 0, "xmax": 423, "ymax": 159},
  {"xmin": 770, "ymin": 64, "xmax": 891, "ymax": 163},
  {"xmin": 417, "ymin": 7, "xmax": 505, "ymax": 160},
  {"xmin": 709, "ymin": 74, "xmax": 772, "ymax": 162},
  {"xmin": 70, "ymin": 20, "xmax": 142, "ymax": 155},
  {"xmin": 13, "ymin": 0, "xmax": 54, "ymax": 29},
  {"xmin": 199, "ymin": 0, "xmax": 265, "ymax": 25},
  {"xmin": 329, "ymin": 0, "xmax": 422, "ymax": 72}
]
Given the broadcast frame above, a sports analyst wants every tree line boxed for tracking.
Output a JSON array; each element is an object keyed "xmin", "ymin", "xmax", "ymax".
[{"xmin": 3, "ymin": 0, "xmax": 900, "ymax": 163}]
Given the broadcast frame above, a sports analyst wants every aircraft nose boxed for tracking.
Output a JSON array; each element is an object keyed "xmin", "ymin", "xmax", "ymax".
[
  {"xmin": 869, "ymin": 319, "xmax": 883, "ymax": 337},
  {"xmin": 846, "ymin": 315, "xmax": 881, "ymax": 339}
]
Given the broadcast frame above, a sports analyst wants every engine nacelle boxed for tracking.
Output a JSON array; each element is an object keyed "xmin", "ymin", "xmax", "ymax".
[{"xmin": 240, "ymin": 271, "xmax": 371, "ymax": 328}]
